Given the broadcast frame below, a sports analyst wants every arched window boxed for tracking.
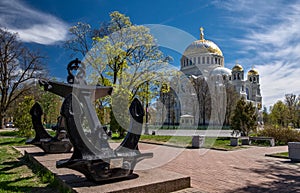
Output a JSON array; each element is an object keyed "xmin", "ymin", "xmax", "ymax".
[
  {"xmin": 193, "ymin": 57, "xmax": 196, "ymax": 64},
  {"xmin": 198, "ymin": 57, "xmax": 200, "ymax": 64},
  {"xmin": 207, "ymin": 57, "xmax": 210, "ymax": 64},
  {"xmin": 249, "ymin": 77, "xmax": 252, "ymax": 82},
  {"xmin": 202, "ymin": 57, "xmax": 205, "ymax": 64},
  {"xmin": 229, "ymin": 76, "xmax": 231, "ymax": 81},
  {"xmin": 215, "ymin": 58, "xmax": 218, "ymax": 64},
  {"xmin": 253, "ymin": 77, "xmax": 256, "ymax": 82},
  {"xmin": 237, "ymin": 73, "xmax": 240, "ymax": 80},
  {"xmin": 211, "ymin": 57, "xmax": 214, "ymax": 64},
  {"xmin": 234, "ymin": 74, "xmax": 236, "ymax": 80}
]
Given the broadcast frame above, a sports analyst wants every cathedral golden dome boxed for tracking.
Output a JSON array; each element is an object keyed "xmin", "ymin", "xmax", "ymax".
[
  {"xmin": 248, "ymin": 68, "xmax": 259, "ymax": 76},
  {"xmin": 232, "ymin": 64, "xmax": 244, "ymax": 72},
  {"xmin": 183, "ymin": 27, "xmax": 223, "ymax": 57}
]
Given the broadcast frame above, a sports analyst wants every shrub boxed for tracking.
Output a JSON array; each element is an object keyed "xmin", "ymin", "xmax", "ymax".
[
  {"xmin": 14, "ymin": 96, "xmax": 35, "ymax": 138},
  {"xmin": 257, "ymin": 125, "xmax": 300, "ymax": 145}
]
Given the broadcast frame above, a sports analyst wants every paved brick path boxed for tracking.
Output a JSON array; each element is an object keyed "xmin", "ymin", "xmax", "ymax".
[{"xmin": 133, "ymin": 143, "xmax": 300, "ymax": 193}]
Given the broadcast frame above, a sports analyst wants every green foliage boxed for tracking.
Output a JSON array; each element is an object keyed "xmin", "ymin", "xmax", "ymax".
[
  {"xmin": 231, "ymin": 98, "xmax": 257, "ymax": 136},
  {"xmin": 262, "ymin": 106, "xmax": 270, "ymax": 124},
  {"xmin": 109, "ymin": 109, "xmax": 126, "ymax": 138},
  {"xmin": 258, "ymin": 125, "xmax": 300, "ymax": 145},
  {"xmin": 14, "ymin": 96, "xmax": 35, "ymax": 138},
  {"xmin": 268, "ymin": 94, "xmax": 300, "ymax": 128},
  {"xmin": 110, "ymin": 87, "xmax": 131, "ymax": 138},
  {"xmin": 37, "ymin": 89, "xmax": 61, "ymax": 127},
  {"xmin": 269, "ymin": 100, "xmax": 288, "ymax": 127},
  {"xmin": 65, "ymin": 12, "xmax": 172, "ymax": 136}
]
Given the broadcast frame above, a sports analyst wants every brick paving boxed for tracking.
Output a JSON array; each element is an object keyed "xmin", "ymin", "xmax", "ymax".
[
  {"xmin": 133, "ymin": 143, "xmax": 300, "ymax": 193},
  {"xmin": 16, "ymin": 142, "xmax": 300, "ymax": 193}
]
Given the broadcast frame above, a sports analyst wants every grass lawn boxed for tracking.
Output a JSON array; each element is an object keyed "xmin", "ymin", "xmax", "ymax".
[
  {"xmin": 0, "ymin": 131, "xmax": 60, "ymax": 193},
  {"xmin": 266, "ymin": 152, "xmax": 289, "ymax": 159},
  {"xmin": 108, "ymin": 134, "xmax": 252, "ymax": 150},
  {"xmin": 137, "ymin": 135, "xmax": 248, "ymax": 150}
]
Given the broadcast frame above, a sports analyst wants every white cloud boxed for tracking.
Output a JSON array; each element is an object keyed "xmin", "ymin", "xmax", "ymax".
[
  {"xmin": 214, "ymin": 0, "xmax": 300, "ymax": 107},
  {"xmin": 0, "ymin": 0, "xmax": 69, "ymax": 45}
]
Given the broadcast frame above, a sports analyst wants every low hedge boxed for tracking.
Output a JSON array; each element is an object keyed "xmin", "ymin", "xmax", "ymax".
[{"xmin": 257, "ymin": 125, "xmax": 300, "ymax": 145}]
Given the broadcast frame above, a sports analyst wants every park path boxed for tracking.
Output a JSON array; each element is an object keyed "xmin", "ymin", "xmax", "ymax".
[{"xmin": 132, "ymin": 143, "xmax": 300, "ymax": 193}]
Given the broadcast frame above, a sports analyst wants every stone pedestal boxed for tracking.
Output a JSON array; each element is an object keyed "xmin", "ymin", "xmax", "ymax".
[
  {"xmin": 192, "ymin": 135, "xmax": 205, "ymax": 148},
  {"xmin": 240, "ymin": 137, "xmax": 250, "ymax": 145},
  {"xmin": 230, "ymin": 137, "xmax": 238, "ymax": 146},
  {"xmin": 288, "ymin": 142, "xmax": 300, "ymax": 162},
  {"xmin": 14, "ymin": 145, "xmax": 191, "ymax": 193}
]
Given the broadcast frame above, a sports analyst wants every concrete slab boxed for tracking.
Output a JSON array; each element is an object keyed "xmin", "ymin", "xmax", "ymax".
[{"xmin": 14, "ymin": 145, "xmax": 191, "ymax": 193}]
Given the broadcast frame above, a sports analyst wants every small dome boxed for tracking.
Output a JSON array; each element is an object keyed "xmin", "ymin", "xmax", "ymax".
[
  {"xmin": 232, "ymin": 64, "xmax": 244, "ymax": 72},
  {"xmin": 210, "ymin": 67, "xmax": 232, "ymax": 76},
  {"xmin": 248, "ymin": 68, "xmax": 259, "ymax": 76}
]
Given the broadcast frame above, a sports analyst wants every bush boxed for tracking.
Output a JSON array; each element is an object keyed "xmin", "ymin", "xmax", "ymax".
[
  {"xmin": 257, "ymin": 125, "xmax": 300, "ymax": 145},
  {"xmin": 14, "ymin": 96, "xmax": 35, "ymax": 138}
]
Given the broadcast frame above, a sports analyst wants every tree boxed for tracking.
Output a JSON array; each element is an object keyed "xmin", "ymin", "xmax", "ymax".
[
  {"xmin": 14, "ymin": 95, "xmax": 35, "ymax": 137},
  {"xmin": 38, "ymin": 88, "xmax": 62, "ymax": 127},
  {"xmin": 285, "ymin": 94, "xmax": 298, "ymax": 127},
  {"xmin": 0, "ymin": 29, "xmax": 45, "ymax": 128},
  {"xmin": 190, "ymin": 76, "xmax": 211, "ymax": 126},
  {"xmin": 224, "ymin": 84, "xmax": 239, "ymax": 126},
  {"xmin": 262, "ymin": 106, "xmax": 269, "ymax": 125},
  {"xmin": 64, "ymin": 12, "xmax": 170, "ymax": 136},
  {"xmin": 231, "ymin": 98, "xmax": 257, "ymax": 136},
  {"xmin": 159, "ymin": 85, "xmax": 177, "ymax": 127},
  {"xmin": 64, "ymin": 22, "xmax": 92, "ymax": 57},
  {"xmin": 269, "ymin": 100, "xmax": 288, "ymax": 127}
]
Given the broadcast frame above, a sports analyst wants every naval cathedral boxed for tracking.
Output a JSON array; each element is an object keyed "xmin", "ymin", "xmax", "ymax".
[{"xmin": 154, "ymin": 27, "xmax": 262, "ymax": 126}]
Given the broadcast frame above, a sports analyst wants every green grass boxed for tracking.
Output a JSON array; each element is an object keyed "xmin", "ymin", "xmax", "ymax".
[
  {"xmin": 0, "ymin": 136, "xmax": 60, "ymax": 193},
  {"xmin": 140, "ymin": 135, "xmax": 192, "ymax": 147},
  {"xmin": 275, "ymin": 152, "xmax": 289, "ymax": 157},
  {"xmin": 0, "ymin": 130, "xmax": 19, "ymax": 137},
  {"xmin": 0, "ymin": 137, "xmax": 26, "ymax": 146},
  {"xmin": 266, "ymin": 152, "xmax": 289, "ymax": 159},
  {"xmin": 138, "ymin": 135, "xmax": 247, "ymax": 150}
]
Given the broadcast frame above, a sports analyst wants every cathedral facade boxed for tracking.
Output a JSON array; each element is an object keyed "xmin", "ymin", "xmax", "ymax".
[{"xmin": 158, "ymin": 27, "xmax": 262, "ymax": 126}]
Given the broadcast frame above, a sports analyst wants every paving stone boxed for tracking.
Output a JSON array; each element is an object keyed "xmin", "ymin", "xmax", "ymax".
[{"xmin": 14, "ymin": 143, "xmax": 300, "ymax": 193}]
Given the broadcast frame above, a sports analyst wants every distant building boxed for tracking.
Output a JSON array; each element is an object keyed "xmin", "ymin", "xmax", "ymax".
[{"xmin": 157, "ymin": 27, "xmax": 262, "ymax": 126}]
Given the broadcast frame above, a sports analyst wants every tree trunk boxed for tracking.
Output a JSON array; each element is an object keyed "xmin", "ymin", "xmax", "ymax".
[{"xmin": 0, "ymin": 113, "xmax": 4, "ymax": 129}]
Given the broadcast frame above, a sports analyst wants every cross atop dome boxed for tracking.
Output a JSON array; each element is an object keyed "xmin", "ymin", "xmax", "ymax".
[{"xmin": 200, "ymin": 27, "xmax": 204, "ymax": 40}]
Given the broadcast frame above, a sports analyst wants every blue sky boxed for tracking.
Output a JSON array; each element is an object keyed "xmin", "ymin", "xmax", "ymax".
[{"xmin": 1, "ymin": 0, "xmax": 300, "ymax": 108}]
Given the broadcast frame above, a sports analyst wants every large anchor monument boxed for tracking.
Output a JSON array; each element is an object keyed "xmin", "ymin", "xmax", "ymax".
[{"xmin": 37, "ymin": 58, "xmax": 153, "ymax": 181}]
